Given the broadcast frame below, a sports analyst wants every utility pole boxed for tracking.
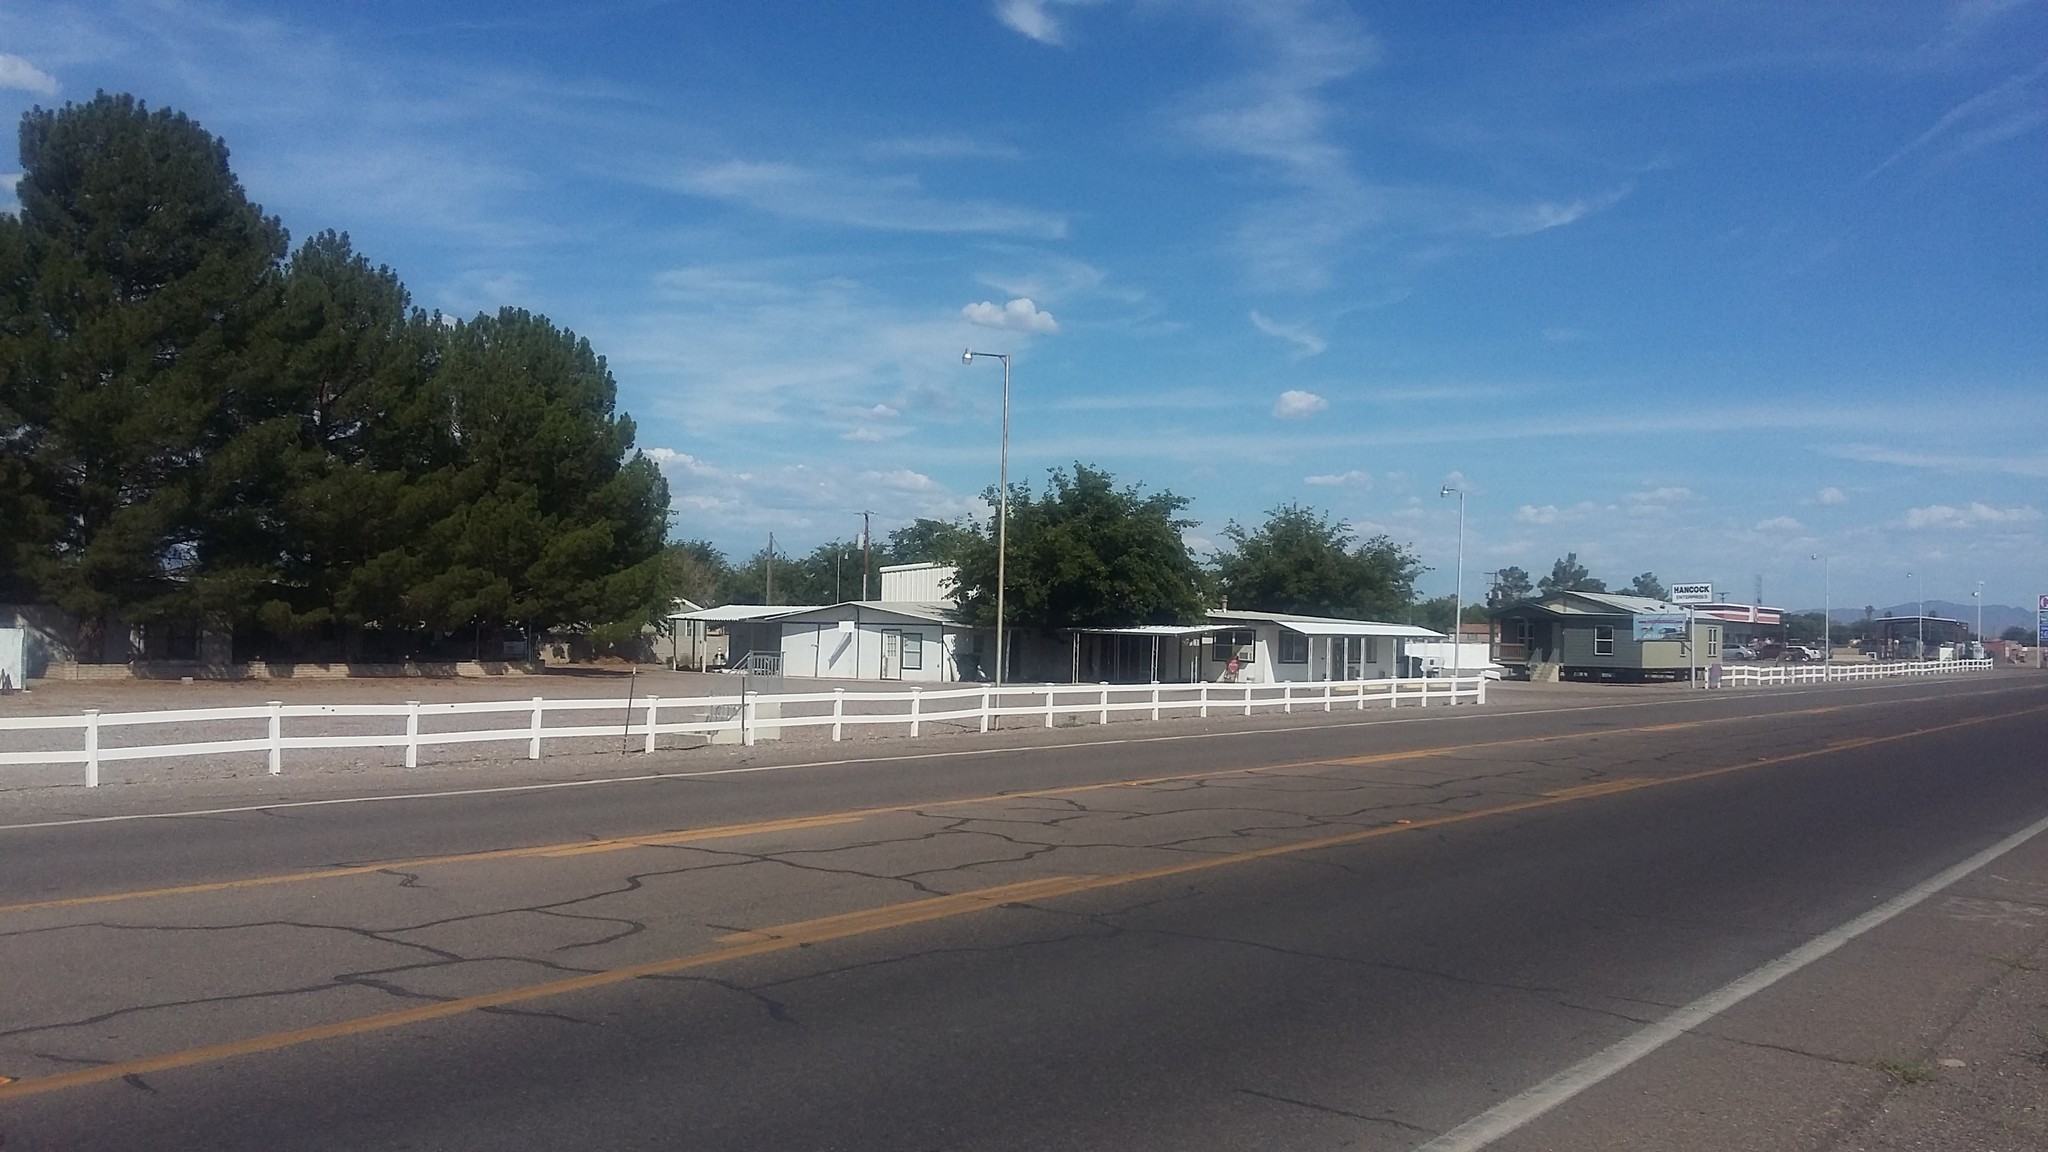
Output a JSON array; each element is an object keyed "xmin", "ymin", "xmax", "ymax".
[
  {"xmin": 861, "ymin": 511, "xmax": 873, "ymax": 601},
  {"xmin": 765, "ymin": 532, "xmax": 774, "ymax": 605}
]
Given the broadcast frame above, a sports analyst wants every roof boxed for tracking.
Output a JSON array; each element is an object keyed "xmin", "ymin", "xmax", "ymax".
[
  {"xmin": 765, "ymin": 601, "xmax": 967, "ymax": 626},
  {"xmin": 1495, "ymin": 591, "xmax": 1690, "ymax": 618},
  {"xmin": 669, "ymin": 603, "xmax": 831, "ymax": 623},
  {"xmin": 1065, "ymin": 624, "xmax": 1232, "ymax": 637},
  {"xmin": 1207, "ymin": 610, "xmax": 1444, "ymax": 639}
]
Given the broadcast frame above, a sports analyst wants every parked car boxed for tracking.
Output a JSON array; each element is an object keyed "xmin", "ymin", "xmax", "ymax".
[
  {"xmin": 1783, "ymin": 644, "xmax": 1823, "ymax": 662},
  {"xmin": 1721, "ymin": 644, "xmax": 1756, "ymax": 661}
]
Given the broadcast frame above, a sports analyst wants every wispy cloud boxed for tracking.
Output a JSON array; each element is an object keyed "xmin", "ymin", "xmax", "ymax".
[
  {"xmin": 962, "ymin": 297, "xmax": 1059, "ymax": 332},
  {"xmin": 1902, "ymin": 502, "xmax": 2042, "ymax": 529},
  {"xmin": 1272, "ymin": 388, "xmax": 1328, "ymax": 419},
  {"xmin": 865, "ymin": 135, "xmax": 1024, "ymax": 161},
  {"xmin": 1754, "ymin": 515, "xmax": 1803, "ymax": 532},
  {"xmin": 994, "ymin": 0, "xmax": 1097, "ymax": 46},
  {"xmin": 1866, "ymin": 58, "xmax": 2048, "ymax": 179},
  {"xmin": 645, "ymin": 447, "xmax": 980, "ymax": 538},
  {"xmin": 1305, "ymin": 469, "xmax": 1370, "ymax": 487},
  {"xmin": 1816, "ymin": 486, "xmax": 1847, "ymax": 506},
  {"xmin": 1828, "ymin": 443, "xmax": 2048, "ymax": 478},
  {"xmin": 0, "ymin": 52, "xmax": 57, "ymax": 96},
  {"xmin": 1477, "ymin": 184, "xmax": 1633, "ymax": 238},
  {"xmin": 675, "ymin": 160, "xmax": 1068, "ymax": 238},
  {"xmin": 1249, "ymin": 310, "xmax": 1327, "ymax": 358}
]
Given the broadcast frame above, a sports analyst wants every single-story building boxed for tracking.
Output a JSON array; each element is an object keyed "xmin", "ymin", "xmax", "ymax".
[
  {"xmin": 1689, "ymin": 602, "xmax": 1784, "ymax": 650},
  {"xmin": 767, "ymin": 601, "xmax": 982, "ymax": 682},
  {"xmin": 667, "ymin": 603, "xmax": 832, "ymax": 673},
  {"xmin": 1201, "ymin": 610, "xmax": 1443, "ymax": 684},
  {"xmin": 1491, "ymin": 591, "xmax": 1723, "ymax": 682}
]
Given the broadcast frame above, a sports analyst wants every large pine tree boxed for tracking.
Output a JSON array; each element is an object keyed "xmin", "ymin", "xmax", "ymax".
[{"xmin": 6, "ymin": 93, "xmax": 287, "ymax": 649}]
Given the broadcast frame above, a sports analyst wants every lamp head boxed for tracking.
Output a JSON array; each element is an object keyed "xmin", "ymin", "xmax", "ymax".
[{"xmin": 962, "ymin": 348, "xmax": 974, "ymax": 365}]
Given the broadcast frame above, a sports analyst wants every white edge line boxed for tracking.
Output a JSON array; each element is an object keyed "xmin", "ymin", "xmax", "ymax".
[
  {"xmin": 0, "ymin": 678, "xmax": 2023, "ymax": 832},
  {"xmin": 1411, "ymin": 806, "xmax": 2048, "ymax": 1152}
]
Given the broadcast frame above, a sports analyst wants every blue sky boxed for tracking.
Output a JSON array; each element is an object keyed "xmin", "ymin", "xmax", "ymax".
[{"xmin": 3, "ymin": 0, "xmax": 2044, "ymax": 613}]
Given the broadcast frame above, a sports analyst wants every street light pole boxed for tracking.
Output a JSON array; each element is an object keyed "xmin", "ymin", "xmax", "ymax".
[
  {"xmin": 1974, "ymin": 580, "xmax": 1983, "ymax": 655},
  {"xmin": 963, "ymin": 349, "xmax": 1012, "ymax": 688},
  {"xmin": 1440, "ymin": 484, "xmax": 1465, "ymax": 683},
  {"xmin": 1811, "ymin": 553, "xmax": 1829, "ymax": 670},
  {"xmin": 1907, "ymin": 569, "xmax": 1924, "ymax": 658}
]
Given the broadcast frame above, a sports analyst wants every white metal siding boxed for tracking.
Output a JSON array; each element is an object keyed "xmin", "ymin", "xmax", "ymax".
[{"xmin": 878, "ymin": 563, "xmax": 958, "ymax": 604}]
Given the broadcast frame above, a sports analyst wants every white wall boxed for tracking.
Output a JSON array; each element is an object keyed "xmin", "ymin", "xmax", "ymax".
[
  {"xmin": 1204, "ymin": 627, "xmax": 1408, "ymax": 683},
  {"xmin": 878, "ymin": 563, "xmax": 959, "ymax": 604},
  {"xmin": 781, "ymin": 620, "xmax": 963, "ymax": 682},
  {"xmin": 1402, "ymin": 640, "xmax": 1494, "ymax": 673}
]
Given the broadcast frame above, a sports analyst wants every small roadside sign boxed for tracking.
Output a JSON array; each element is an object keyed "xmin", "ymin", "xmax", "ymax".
[{"xmin": 1669, "ymin": 583, "xmax": 1714, "ymax": 604}]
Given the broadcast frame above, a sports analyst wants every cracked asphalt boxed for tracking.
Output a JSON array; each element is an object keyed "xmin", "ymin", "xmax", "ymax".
[{"xmin": 2, "ymin": 672, "xmax": 2046, "ymax": 1150}]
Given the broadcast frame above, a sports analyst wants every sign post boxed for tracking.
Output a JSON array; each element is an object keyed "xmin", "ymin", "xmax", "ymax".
[
  {"xmin": 2037, "ymin": 594, "xmax": 2047, "ymax": 669},
  {"xmin": 1670, "ymin": 584, "xmax": 1714, "ymax": 687}
]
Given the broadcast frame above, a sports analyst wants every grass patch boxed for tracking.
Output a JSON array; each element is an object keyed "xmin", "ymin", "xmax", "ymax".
[{"xmin": 1874, "ymin": 1058, "xmax": 1937, "ymax": 1085}]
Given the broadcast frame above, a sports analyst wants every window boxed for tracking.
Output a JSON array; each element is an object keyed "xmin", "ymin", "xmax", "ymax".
[
  {"xmin": 1211, "ymin": 629, "xmax": 1256, "ymax": 663},
  {"xmin": 1594, "ymin": 625, "xmax": 1615, "ymax": 656},
  {"xmin": 1365, "ymin": 636, "xmax": 1379, "ymax": 664},
  {"xmin": 1707, "ymin": 626, "xmax": 1720, "ymax": 649},
  {"xmin": 1278, "ymin": 631, "xmax": 1309, "ymax": 664},
  {"xmin": 901, "ymin": 631, "xmax": 924, "ymax": 671}
]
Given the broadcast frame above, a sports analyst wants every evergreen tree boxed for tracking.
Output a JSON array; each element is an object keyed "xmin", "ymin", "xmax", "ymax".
[
  {"xmin": 1626, "ymin": 571, "xmax": 1667, "ymax": 600},
  {"xmin": 407, "ymin": 308, "xmax": 670, "ymax": 642},
  {"xmin": 1538, "ymin": 553, "xmax": 1606, "ymax": 594},
  {"xmin": 6, "ymin": 93, "xmax": 288, "ymax": 645},
  {"xmin": 1489, "ymin": 565, "xmax": 1534, "ymax": 605}
]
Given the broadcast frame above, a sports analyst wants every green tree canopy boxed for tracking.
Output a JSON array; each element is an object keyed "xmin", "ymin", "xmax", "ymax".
[
  {"xmin": 1539, "ymin": 553, "xmax": 1606, "ymax": 594},
  {"xmin": 1627, "ymin": 572, "xmax": 1667, "ymax": 600},
  {"xmin": 4, "ymin": 92, "xmax": 287, "ymax": 638},
  {"xmin": 1489, "ymin": 565, "xmax": 1533, "ymax": 605},
  {"xmin": 951, "ymin": 463, "xmax": 1206, "ymax": 629},
  {"xmin": 1212, "ymin": 503, "xmax": 1422, "ymax": 621},
  {"xmin": 887, "ymin": 518, "xmax": 978, "ymax": 567}
]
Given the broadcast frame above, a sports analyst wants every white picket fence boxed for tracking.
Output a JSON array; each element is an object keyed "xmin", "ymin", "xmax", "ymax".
[
  {"xmin": 0, "ymin": 675, "xmax": 1488, "ymax": 787},
  {"xmin": 1718, "ymin": 658, "xmax": 1993, "ymax": 687}
]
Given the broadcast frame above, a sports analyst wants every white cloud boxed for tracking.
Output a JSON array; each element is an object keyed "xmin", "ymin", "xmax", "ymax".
[
  {"xmin": 1249, "ymin": 310, "xmax": 1327, "ymax": 359},
  {"xmin": 1828, "ymin": 443, "xmax": 2048, "ymax": 478},
  {"xmin": 1305, "ymin": 469, "xmax": 1370, "ymax": 487},
  {"xmin": 675, "ymin": 160, "xmax": 1067, "ymax": 238},
  {"xmin": 1902, "ymin": 502, "xmax": 2042, "ymax": 529},
  {"xmin": 1480, "ymin": 185, "xmax": 1633, "ymax": 238},
  {"xmin": 1514, "ymin": 501, "xmax": 1601, "ymax": 525},
  {"xmin": 644, "ymin": 447, "xmax": 978, "ymax": 537},
  {"xmin": 866, "ymin": 403, "xmax": 901, "ymax": 418},
  {"xmin": 842, "ymin": 427, "xmax": 886, "ymax": 443},
  {"xmin": 1868, "ymin": 58, "xmax": 2048, "ymax": 179},
  {"xmin": 1754, "ymin": 515, "xmax": 1803, "ymax": 532},
  {"xmin": 995, "ymin": 0, "xmax": 1096, "ymax": 46},
  {"xmin": 1817, "ymin": 486, "xmax": 1847, "ymax": 506},
  {"xmin": 961, "ymin": 297, "xmax": 1059, "ymax": 333},
  {"xmin": 0, "ymin": 53, "xmax": 58, "ymax": 96},
  {"xmin": 1625, "ymin": 485, "xmax": 1693, "ymax": 509},
  {"xmin": 1273, "ymin": 389, "xmax": 1328, "ymax": 419}
]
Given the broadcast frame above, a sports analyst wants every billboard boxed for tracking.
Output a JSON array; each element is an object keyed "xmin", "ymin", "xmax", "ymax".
[
  {"xmin": 1633, "ymin": 612, "xmax": 1691, "ymax": 641},
  {"xmin": 1669, "ymin": 583, "xmax": 1714, "ymax": 604}
]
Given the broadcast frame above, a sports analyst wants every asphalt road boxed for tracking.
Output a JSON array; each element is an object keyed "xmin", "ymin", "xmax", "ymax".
[{"xmin": 2, "ymin": 673, "xmax": 2046, "ymax": 1150}]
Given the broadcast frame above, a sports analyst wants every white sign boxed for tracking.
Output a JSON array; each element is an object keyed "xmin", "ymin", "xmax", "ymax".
[{"xmin": 1669, "ymin": 583, "xmax": 1714, "ymax": 604}]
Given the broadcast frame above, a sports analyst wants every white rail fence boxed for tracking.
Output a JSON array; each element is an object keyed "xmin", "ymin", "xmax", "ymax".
[
  {"xmin": 1, "ymin": 675, "xmax": 1487, "ymax": 787},
  {"xmin": 1718, "ymin": 658, "xmax": 1993, "ymax": 687}
]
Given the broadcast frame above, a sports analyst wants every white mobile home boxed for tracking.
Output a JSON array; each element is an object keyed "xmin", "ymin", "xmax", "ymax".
[
  {"xmin": 1204, "ymin": 610, "xmax": 1444, "ymax": 683},
  {"xmin": 768, "ymin": 602, "xmax": 981, "ymax": 683}
]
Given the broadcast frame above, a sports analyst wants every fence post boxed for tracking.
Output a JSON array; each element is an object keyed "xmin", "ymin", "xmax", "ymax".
[
  {"xmin": 1151, "ymin": 682, "xmax": 1160, "ymax": 722},
  {"xmin": 1244, "ymin": 685, "xmax": 1253, "ymax": 717},
  {"xmin": 1200, "ymin": 683, "xmax": 1210, "ymax": 718},
  {"xmin": 267, "ymin": 700, "xmax": 284, "ymax": 775},
  {"xmin": 83, "ymin": 708, "xmax": 100, "ymax": 788},
  {"xmin": 1099, "ymin": 683, "xmax": 1109, "ymax": 725},
  {"xmin": 1283, "ymin": 683, "xmax": 1293, "ymax": 714},
  {"xmin": 1045, "ymin": 685, "xmax": 1056, "ymax": 729},
  {"xmin": 404, "ymin": 700, "xmax": 421, "ymax": 768},
  {"xmin": 529, "ymin": 697, "xmax": 544, "ymax": 760},
  {"xmin": 910, "ymin": 686, "xmax": 923, "ymax": 738},
  {"xmin": 979, "ymin": 687, "xmax": 990, "ymax": 734},
  {"xmin": 644, "ymin": 695, "xmax": 659, "ymax": 754},
  {"xmin": 1323, "ymin": 680, "xmax": 1332, "ymax": 712},
  {"xmin": 1478, "ymin": 675, "xmax": 1489, "ymax": 705},
  {"xmin": 742, "ymin": 690, "xmax": 758, "ymax": 747},
  {"xmin": 1390, "ymin": 680, "xmax": 1400, "ymax": 708},
  {"xmin": 833, "ymin": 687, "xmax": 846, "ymax": 742}
]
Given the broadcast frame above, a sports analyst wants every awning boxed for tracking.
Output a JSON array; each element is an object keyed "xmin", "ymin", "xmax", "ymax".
[{"xmin": 1270, "ymin": 620, "xmax": 1444, "ymax": 639}]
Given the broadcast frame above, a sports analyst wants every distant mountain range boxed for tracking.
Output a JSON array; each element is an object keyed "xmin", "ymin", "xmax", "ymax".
[{"xmin": 1787, "ymin": 600, "xmax": 2038, "ymax": 635}]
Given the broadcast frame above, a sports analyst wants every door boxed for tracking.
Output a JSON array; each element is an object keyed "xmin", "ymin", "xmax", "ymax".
[{"xmin": 881, "ymin": 629, "xmax": 902, "ymax": 680}]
